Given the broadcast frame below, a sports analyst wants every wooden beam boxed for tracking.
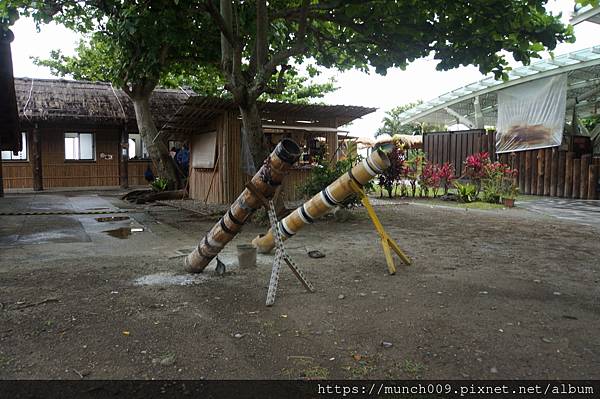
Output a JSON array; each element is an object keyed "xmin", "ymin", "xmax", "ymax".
[
  {"xmin": 564, "ymin": 152, "xmax": 574, "ymax": 198},
  {"xmin": 588, "ymin": 165, "xmax": 598, "ymax": 200},
  {"xmin": 580, "ymin": 154, "xmax": 591, "ymax": 200},
  {"xmin": 550, "ymin": 148, "xmax": 558, "ymax": 197},
  {"xmin": 544, "ymin": 148, "xmax": 552, "ymax": 196},
  {"xmin": 31, "ymin": 125, "xmax": 43, "ymax": 191},
  {"xmin": 572, "ymin": 158, "xmax": 581, "ymax": 199},
  {"xmin": 119, "ymin": 125, "xmax": 129, "ymax": 189}
]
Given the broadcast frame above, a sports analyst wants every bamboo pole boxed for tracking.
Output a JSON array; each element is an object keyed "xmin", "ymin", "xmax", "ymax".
[
  {"xmin": 550, "ymin": 148, "xmax": 558, "ymax": 197},
  {"xmin": 572, "ymin": 159, "xmax": 581, "ymax": 199},
  {"xmin": 565, "ymin": 152, "xmax": 574, "ymax": 198},
  {"xmin": 544, "ymin": 148, "xmax": 552, "ymax": 196},
  {"xmin": 185, "ymin": 139, "xmax": 301, "ymax": 273},
  {"xmin": 588, "ymin": 165, "xmax": 598, "ymax": 200},
  {"xmin": 253, "ymin": 149, "xmax": 391, "ymax": 254},
  {"xmin": 580, "ymin": 154, "xmax": 591, "ymax": 200}
]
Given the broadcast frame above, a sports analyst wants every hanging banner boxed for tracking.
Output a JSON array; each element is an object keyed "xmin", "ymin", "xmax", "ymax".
[{"xmin": 496, "ymin": 74, "xmax": 567, "ymax": 153}]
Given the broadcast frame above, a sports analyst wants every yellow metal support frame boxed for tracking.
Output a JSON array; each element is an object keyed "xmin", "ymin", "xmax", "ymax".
[{"xmin": 349, "ymin": 180, "xmax": 412, "ymax": 274}]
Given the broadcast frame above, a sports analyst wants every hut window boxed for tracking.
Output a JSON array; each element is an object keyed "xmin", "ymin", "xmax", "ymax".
[
  {"xmin": 1, "ymin": 132, "xmax": 27, "ymax": 161},
  {"xmin": 191, "ymin": 132, "xmax": 217, "ymax": 168},
  {"xmin": 128, "ymin": 133, "xmax": 150, "ymax": 160},
  {"xmin": 64, "ymin": 132, "xmax": 95, "ymax": 160}
]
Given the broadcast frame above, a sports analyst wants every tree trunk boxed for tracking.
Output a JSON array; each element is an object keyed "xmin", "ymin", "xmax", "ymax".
[
  {"xmin": 131, "ymin": 95, "xmax": 181, "ymax": 189},
  {"xmin": 239, "ymin": 101, "xmax": 269, "ymax": 172}
]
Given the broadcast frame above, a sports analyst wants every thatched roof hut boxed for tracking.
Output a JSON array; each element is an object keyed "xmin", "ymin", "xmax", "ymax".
[{"xmin": 14, "ymin": 77, "xmax": 189, "ymax": 127}]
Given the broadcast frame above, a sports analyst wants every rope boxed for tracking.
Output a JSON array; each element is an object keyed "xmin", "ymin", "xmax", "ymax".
[
  {"xmin": 110, "ymin": 82, "xmax": 128, "ymax": 121},
  {"xmin": 22, "ymin": 77, "xmax": 34, "ymax": 121}
]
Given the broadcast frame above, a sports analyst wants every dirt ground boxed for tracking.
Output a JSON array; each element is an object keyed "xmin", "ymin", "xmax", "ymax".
[{"xmin": 1, "ymin": 191, "xmax": 599, "ymax": 380}]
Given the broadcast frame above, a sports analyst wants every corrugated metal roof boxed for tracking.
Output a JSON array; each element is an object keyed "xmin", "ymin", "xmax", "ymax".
[
  {"xmin": 160, "ymin": 96, "xmax": 376, "ymax": 135},
  {"xmin": 398, "ymin": 46, "xmax": 600, "ymax": 128}
]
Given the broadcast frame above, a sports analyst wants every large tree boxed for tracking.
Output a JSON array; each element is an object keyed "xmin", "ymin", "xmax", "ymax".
[
  {"xmin": 33, "ymin": 38, "xmax": 338, "ymax": 103},
  {"xmin": 203, "ymin": 0, "xmax": 574, "ymax": 171},
  {"xmin": 5, "ymin": 1, "xmax": 221, "ymax": 188}
]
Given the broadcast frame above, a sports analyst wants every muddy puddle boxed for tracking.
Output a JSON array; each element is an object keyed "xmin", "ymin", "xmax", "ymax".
[
  {"xmin": 103, "ymin": 227, "xmax": 144, "ymax": 239},
  {"xmin": 96, "ymin": 216, "xmax": 130, "ymax": 222}
]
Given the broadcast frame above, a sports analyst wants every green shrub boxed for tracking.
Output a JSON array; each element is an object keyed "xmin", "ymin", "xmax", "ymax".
[
  {"xmin": 454, "ymin": 181, "xmax": 477, "ymax": 203},
  {"xmin": 151, "ymin": 177, "xmax": 169, "ymax": 192},
  {"xmin": 300, "ymin": 155, "xmax": 366, "ymax": 207}
]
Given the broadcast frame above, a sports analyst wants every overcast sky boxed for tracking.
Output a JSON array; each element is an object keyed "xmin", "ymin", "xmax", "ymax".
[{"xmin": 9, "ymin": 0, "xmax": 600, "ymax": 138}]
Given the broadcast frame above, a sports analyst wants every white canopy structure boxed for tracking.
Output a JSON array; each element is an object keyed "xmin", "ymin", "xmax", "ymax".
[{"xmin": 397, "ymin": 46, "xmax": 600, "ymax": 129}]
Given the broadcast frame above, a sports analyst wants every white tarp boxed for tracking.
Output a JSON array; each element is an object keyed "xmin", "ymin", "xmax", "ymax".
[{"xmin": 496, "ymin": 74, "xmax": 567, "ymax": 153}]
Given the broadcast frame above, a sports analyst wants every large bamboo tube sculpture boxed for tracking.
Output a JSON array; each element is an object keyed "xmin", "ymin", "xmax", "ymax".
[
  {"xmin": 185, "ymin": 139, "xmax": 301, "ymax": 273},
  {"xmin": 252, "ymin": 149, "xmax": 390, "ymax": 253}
]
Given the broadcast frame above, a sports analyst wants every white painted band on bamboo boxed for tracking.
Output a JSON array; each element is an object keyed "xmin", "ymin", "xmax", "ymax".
[
  {"xmin": 207, "ymin": 236, "xmax": 225, "ymax": 249},
  {"xmin": 319, "ymin": 191, "xmax": 336, "ymax": 208},
  {"xmin": 296, "ymin": 207, "xmax": 312, "ymax": 225},
  {"xmin": 325, "ymin": 186, "xmax": 343, "ymax": 205},
  {"xmin": 281, "ymin": 218, "xmax": 296, "ymax": 236},
  {"xmin": 361, "ymin": 158, "xmax": 378, "ymax": 176}
]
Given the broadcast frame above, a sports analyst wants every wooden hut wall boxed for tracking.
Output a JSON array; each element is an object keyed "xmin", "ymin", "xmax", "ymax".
[
  {"xmin": 188, "ymin": 111, "xmax": 341, "ymax": 204},
  {"xmin": 189, "ymin": 117, "xmax": 226, "ymax": 203},
  {"xmin": 1, "ymin": 125, "xmax": 158, "ymax": 190}
]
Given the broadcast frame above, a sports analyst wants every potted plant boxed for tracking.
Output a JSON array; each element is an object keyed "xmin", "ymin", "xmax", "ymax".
[{"xmin": 501, "ymin": 171, "xmax": 519, "ymax": 207}]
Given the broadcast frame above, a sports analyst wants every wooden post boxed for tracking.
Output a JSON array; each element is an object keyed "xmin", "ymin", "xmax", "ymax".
[
  {"xmin": 524, "ymin": 150, "xmax": 532, "ymax": 195},
  {"xmin": 518, "ymin": 152, "xmax": 525, "ymax": 194},
  {"xmin": 31, "ymin": 125, "xmax": 43, "ymax": 191},
  {"xmin": 550, "ymin": 148, "xmax": 558, "ymax": 197},
  {"xmin": 119, "ymin": 124, "xmax": 129, "ymax": 189},
  {"xmin": 572, "ymin": 159, "xmax": 581, "ymax": 199},
  {"xmin": 536, "ymin": 150, "xmax": 544, "ymax": 195},
  {"xmin": 0, "ymin": 155, "xmax": 4, "ymax": 197},
  {"xmin": 544, "ymin": 148, "xmax": 551, "ymax": 196},
  {"xmin": 588, "ymin": 165, "xmax": 598, "ymax": 200},
  {"xmin": 565, "ymin": 152, "xmax": 574, "ymax": 198},
  {"xmin": 557, "ymin": 151, "xmax": 566, "ymax": 197},
  {"xmin": 580, "ymin": 154, "xmax": 591, "ymax": 200}
]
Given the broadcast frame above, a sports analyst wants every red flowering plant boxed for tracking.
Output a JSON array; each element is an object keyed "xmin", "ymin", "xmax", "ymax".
[
  {"xmin": 405, "ymin": 149, "xmax": 426, "ymax": 197},
  {"xmin": 419, "ymin": 161, "xmax": 441, "ymax": 197},
  {"xmin": 437, "ymin": 162, "xmax": 456, "ymax": 195},
  {"xmin": 480, "ymin": 161, "xmax": 519, "ymax": 203},
  {"xmin": 377, "ymin": 141, "xmax": 405, "ymax": 198},
  {"xmin": 463, "ymin": 152, "xmax": 491, "ymax": 196}
]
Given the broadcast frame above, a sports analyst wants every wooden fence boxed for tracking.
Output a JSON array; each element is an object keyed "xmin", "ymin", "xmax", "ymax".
[
  {"xmin": 423, "ymin": 129, "xmax": 599, "ymax": 200},
  {"xmin": 423, "ymin": 129, "xmax": 496, "ymax": 177},
  {"xmin": 498, "ymin": 150, "xmax": 599, "ymax": 200}
]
